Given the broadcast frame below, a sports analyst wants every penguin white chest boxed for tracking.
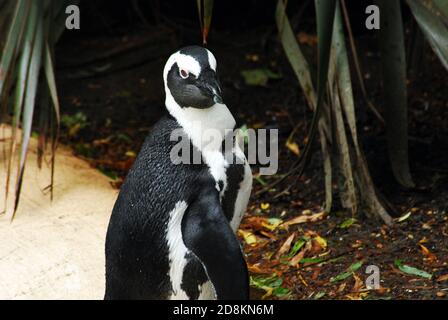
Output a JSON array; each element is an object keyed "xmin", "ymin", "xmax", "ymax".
[
  {"xmin": 202, "ymin": 149, "xmax": 229, "ymax": 194},
  {"xmin": 166, "ymin": 201, "xmax": 216, "ymax": 300}
]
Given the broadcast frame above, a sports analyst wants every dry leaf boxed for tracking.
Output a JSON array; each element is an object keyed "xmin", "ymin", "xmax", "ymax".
[
  {"xmin": 248, "ymin": 263, "xmax": 273, "ymax": 274},
  {"xmin": 314, "ymin": 235, "xmax": 328, "ymax": 250},
  {"xmin": 259, "ymin": 230, "xmax": 278, "ymax": 240},
  {"xmin": 238, "ymin": 229, "xmax": 257, "ymax": 246},
  {"xmin": 283, "ymin": 211, "xmax": 326, "ymax": 227},
  {"xmin": 289, "ymin": 241, "xmax": 311, "ymax": 267},
  {"xmin": 418, "ymin": 237, "xmax": 429, "ymax": 244},
  {"xmin": 375, "ymin": 286, "xmax": 389, "ymax": 295},
  {"xmin": 262, "ymin": 218, "xmax": 283, "ymax": 231},
  {"xmin": 352, "ymin": 274, "xmax": 364, "ymax": 292},
  {"xmin": 286, "ymin": 139, "xmax": 300, "ymax": 156},
  {"xmin": 437, "ymin": 274, "xmax": 448, "ymax": 282},
  {"xmin": 419, "ymin": 244, "xmax": 437, "ymax": 262},
  {"xmin": 275, "ymin": 233, "xmax": 295, "ymax": 260},
  {"xmin": 289, "ymin": 249, "xmax": 306, "ymax": 267},
  {"xmin": 311, "ymin": 268, "xmax": 321, "ymax": 280},
  {"xmin": 297, "ymin": 273, "xmax": 308, "ymax": 287},
  {"xmin": 241, "ymin": 216, "xmax": 282, "ymax": 232},
  {"xmin": 337, "ymin": 282, "xmax": 347, "ymax": 293}
]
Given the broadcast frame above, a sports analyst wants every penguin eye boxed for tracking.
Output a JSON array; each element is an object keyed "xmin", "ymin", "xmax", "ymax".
[{"xmin": 179, "ymin": 69, "xmax": 189, "ymax": 79}]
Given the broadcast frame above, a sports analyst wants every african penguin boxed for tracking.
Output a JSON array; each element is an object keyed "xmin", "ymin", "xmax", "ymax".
[{"xmin": 104, "ymin": 46, "xmax": 253, "ymax": 300}]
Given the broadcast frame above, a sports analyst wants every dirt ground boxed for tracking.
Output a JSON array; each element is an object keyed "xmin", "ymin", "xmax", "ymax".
[
  {"xmin": 0, "ymin": 126, "xmax": 116, "ymax": 299},
  {"xmin": 53, "ymin": 16, "xmax": 448, "ymax": 300}
]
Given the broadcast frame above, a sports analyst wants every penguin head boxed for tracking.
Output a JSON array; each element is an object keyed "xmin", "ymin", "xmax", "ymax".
[{"xmin": 163, "ymin": 46, "xmax": 223, "ymax": 109}]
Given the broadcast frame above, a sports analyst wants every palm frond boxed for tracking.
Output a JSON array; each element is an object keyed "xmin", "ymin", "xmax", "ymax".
[
  {"xmin": 0, "ymin": 0, "xmax": 74, "ymax": 218},
  {"xmin": 377, "ymin": 0, "xmax": 415, "ymax": 188},
  {"xmin": 407, "ymin": 0, "xmax": 448, "ymax": 70},
  {"xmin": 196, "ymin": 0, "xmax": 214, "ymax": 45}
]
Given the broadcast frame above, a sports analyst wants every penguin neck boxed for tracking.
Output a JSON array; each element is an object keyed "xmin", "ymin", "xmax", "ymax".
[{"xmin": 165, "ymin": 92, "xmax": 236, "ymax": 152}]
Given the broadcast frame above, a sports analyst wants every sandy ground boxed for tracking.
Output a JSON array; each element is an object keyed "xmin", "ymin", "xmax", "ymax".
[{"xmin": 0, "ymin": 126, "xmax": 118, "ymax": 299}]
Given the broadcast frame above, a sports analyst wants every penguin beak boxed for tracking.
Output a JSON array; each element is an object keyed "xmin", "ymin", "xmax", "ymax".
[
  {"xmin": 201, "ymin": 71, "xmax": 223, "ymax": 105},
  {"xmin": 212, "ymin": 90, "xmax": 223, "ymax": 104},
  {"xmin": 205, "ymin": 79, "xmax": 223, "ymax": 104}
]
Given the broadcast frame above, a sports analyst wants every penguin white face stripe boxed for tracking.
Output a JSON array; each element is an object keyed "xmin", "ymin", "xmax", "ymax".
[
  {"xmin": 163, "ymin": 52, "xmax": 202, "ymax": 83},
  {"xmin": 207, "ymin": 50, "xmax": 217, "ymax": 71}
]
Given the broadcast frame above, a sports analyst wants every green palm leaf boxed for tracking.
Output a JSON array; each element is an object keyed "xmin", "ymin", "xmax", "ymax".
[
  {"xmin": 407, "ymin": 0, "xmax": 448, "ymax": 70},
  {"xmin": 0, "ymin": 0, "xmax": 68, "ymax": 217},
  {"xmin": 377, "ymin": 0, "xmax": 414, "ymax": 188}
]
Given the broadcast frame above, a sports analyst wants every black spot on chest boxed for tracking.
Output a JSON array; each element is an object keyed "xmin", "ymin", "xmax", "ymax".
[
  {"xmin": 181, "ymin": 253, "xmax": 209, "ymax": 299},
  {"xmin": 218, "ymin": 180, "xmax": 224, "ymax": 191}
]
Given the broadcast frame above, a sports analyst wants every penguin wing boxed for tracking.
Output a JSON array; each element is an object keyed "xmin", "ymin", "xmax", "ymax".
[{"xmin": 181, "ymin": 187, "xmax": 249, "ymax": 300}]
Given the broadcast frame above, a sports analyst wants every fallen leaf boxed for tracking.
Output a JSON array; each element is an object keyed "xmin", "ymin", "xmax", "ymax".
[
  {"xmin": 241, "ymin": 68, "xmax": 282, "ymax": 87},
  {"xmin": 394, "ymin": 260, "xmax": 432, "ymax": 279},
  {"xmin": 262, "ymin": 218, "xmax": 283, "ymax": 231},
  {"xmin": 255, "ymin": 176, "xmax": 267, "ymax": 186},
  {"xmin": 287, "ymin": 238, "xmax": 306, "ymax": 258},
  {"xmin": 260, "ymin": 203, "xmax": 270, "ymax": 210},
  {"xmin": 283, "ymin": 211, "xmax": 326, "ymax": 226},
  {"xmin": 241, "ymin": 216, "xmax": 282, "ymax": 232},
  {"xmin": 351, "ymin": 240, "xmax": 363, "ymax": 248},
  {"xmin": 352, "ymin": 273, "xmax": 364, "ymax": 292},
  {"xmin": 418, "ymin": 237, "xmax": 429, "ymax": 244},
  {"xmin": 248, "ymin": 263, "xmax": 274, "ymax": 274},
  {"xmin": 259, "ymin": 230, "xmax": 278, "ymax": 240},
  {"xmin": 250, "ymin": 274, "xmax": 290, "ymax": 299},
  {"xmin": 238, "ymin": 229, "xmax": 257, "ymax": 246},
  {"xmin": 289, "ymin": 249, "xmax": 307, "ymax": 267},
  {"xmin": 375, "ymin": 286, "xmax": 389, "ymax": 295},
  {"xmin": 301, "ymin": 256, "xmax": 326, "ymax": 266},
  {"xmin": 436, "ymin": 274, "xmax": 448, "ymax": 282},
  {"xmin": 346, "ymin": 291, "xmax": 368, "ymax": 300},
  {"xmin": 275, "ymin": 233, "xmax": 295, "ymax": 260},
  {"xmin": 337, "ymin": 282, "xmax": 347, "ymax": 293},
  {"xmin": 297, "ymin": 273, "xmax": 308, "ymax": 287},
  {"xmin": 125, "ymin": 151, "xmax": 136, "ymax": 157},
  {"xmin": 339, "ymin": 218, "xmax": 357, "ymax": 229},
  {"xmin": 330, "ymin": 261, "xmax": 364, "ymax": 283},
  {"xmin": 419, "ymin": 244, "xmax": 437, "ymax": 262},
  {"xmin": 313, "ymin": 235, "xmax": 328, "ymax": 250},
  {"xmin": 397, "ymin": 211, "xmax": 412, "ymax": 222},
  {"xmin": 289, "ymin": 239, "xmax": 313, "ymax": 267},
  {"xmin": 422, "ymin": 222, "xmax": 432, "ymax": 230},
  {"xmin": 311, "ymin": 268, "xmax": 321, "ymax": 280},
  {"xmin": 286, "ymin": 139, "xmax": 300, "ymax": 156}
]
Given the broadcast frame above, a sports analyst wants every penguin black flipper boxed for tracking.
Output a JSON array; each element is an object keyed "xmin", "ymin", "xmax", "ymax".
[{"xmin": 181, "ymin": 187, "xmax": 249, "ymax": 300}]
